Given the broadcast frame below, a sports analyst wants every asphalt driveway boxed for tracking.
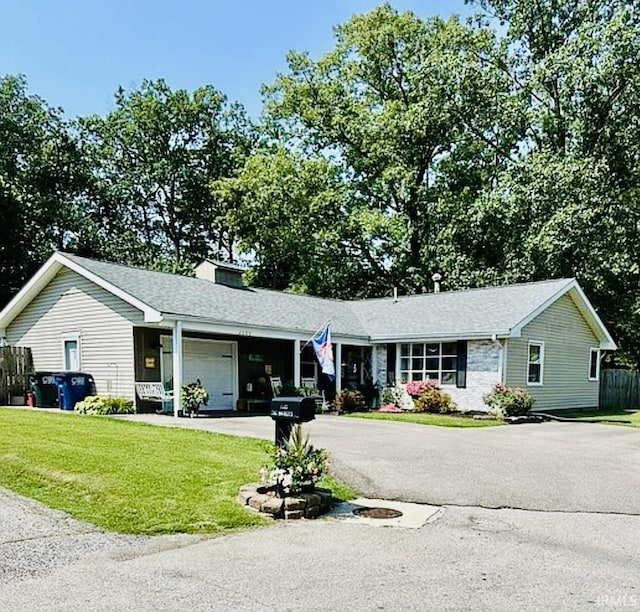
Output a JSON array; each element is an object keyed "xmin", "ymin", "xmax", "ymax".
[
  {"xmin": 2, "ymin": 486, "xmax": 639, "ymax": 611},
  {"xmin": 123, "ymin": 413, "xmax": 640, "ymax": 514},
  {"xmin": 3, "ymin": 413, "xmax": 640, "ymax": 610}
]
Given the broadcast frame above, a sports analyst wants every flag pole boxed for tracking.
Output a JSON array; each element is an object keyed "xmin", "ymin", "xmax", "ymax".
[{"xmin": 300, "ymin": 319, "xmax": 331, "ymax": 352}]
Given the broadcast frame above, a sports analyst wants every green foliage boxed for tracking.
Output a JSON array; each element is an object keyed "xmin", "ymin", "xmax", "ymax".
[
  {"xmin": 413, "ymin": 380, "xmax": 456, "ymax": 414},
  {"xmin": 0, "ymin": 75, "xmax": 92, "ymax": 306},
  {"xmin": 483, "ymin": 383, "xmax": 535, "ymax": 417},
  {"xmin": 260, "ymin": 425, "xmax": 329, "ymax": 496},
  {"xmin": 260, "ymin": 4, "xmax": 517, "ymax": 297},
  {"xmin": 333, "ymin": 389, "xmax": 367, "ymax": 413},
  {"xmin": 74, "ymin": 395, "xmax": 134, "ymax": 415},
  {"xmin": 180, "ymin": 380, "xmax": 209, "ymax": 416},
  {"xmin": 380, "ymin": 386, "xmax": 403, "ymax": 406},
  {"xmin": 1, "ymin": 0, "xmax": 640, "ymax": 369},
  {"xmin": 0, "ymin": 407, "xmax": 268, "ymax": 533},
  {"xmin": 78, "ymin": 79, "xmax": 256, "ymax": 270},
  {"xmin": 214, "ymin": 146, "xmax": 346, "ymax": 291},
  {"xmin": 347, "ymin": 411, "xmax": 504, "ymax": 427}
]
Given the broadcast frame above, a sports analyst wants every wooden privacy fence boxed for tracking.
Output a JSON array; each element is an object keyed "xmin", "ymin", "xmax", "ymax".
[
  {"xmin": 600, "ymin": 369, "xmax": 640, "ymax": 409},
  {"xmin": 0, "ymin": 346, "xmax": 33, "ymax": 400}
]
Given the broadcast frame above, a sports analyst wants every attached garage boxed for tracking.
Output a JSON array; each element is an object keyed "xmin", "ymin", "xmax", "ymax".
[
  {"xmin": 161, "ymin": 336, "xmax": 238, "ymax": 411},
  {"xmin": 183, "ymin": 339, "xmax": 237, "ymax": 411}
]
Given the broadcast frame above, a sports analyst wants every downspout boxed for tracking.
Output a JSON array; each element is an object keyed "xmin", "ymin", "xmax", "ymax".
[{"xmin": 491, "ymin": 334, "xmax": 506, "ymax": 384}]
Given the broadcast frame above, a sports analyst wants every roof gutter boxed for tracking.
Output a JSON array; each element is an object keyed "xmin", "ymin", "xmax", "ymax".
[
  {"xmin": 158, "ymin": 313, "xmax": 371, "ymax": 343},
  {"xmin": 368, "ymin": 331, "xmax": 511, "ymax": 344}
]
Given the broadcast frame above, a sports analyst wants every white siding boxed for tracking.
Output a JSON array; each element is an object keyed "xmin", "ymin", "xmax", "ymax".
[
  {"xmin": 6, "ymin": 267, "xmax": 143, "ymax": 399},
  {"xmin": 505, "ymin": 294, "xmax": 600, "ymax": 410}
]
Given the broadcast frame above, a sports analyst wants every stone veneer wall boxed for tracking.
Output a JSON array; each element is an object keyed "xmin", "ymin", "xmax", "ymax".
[
  {"xmin": 375, "ymin": 340, "xmax": 503, "ymax": 412},
  {"xmin": 446, "ymin": 340, "xmax": 502, "ymax": 411}
]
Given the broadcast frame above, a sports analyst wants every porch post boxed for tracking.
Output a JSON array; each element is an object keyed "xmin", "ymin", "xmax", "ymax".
[
  {"xmin": 335, "ymin": 342, "xmax": 342, "ymax": 393},
  {"xmin": 172, "ymin": 320, "xmax": 183, "ymax": 418},
  {"xmin": 371, "ymin": 346, "xmax": 378, "ymax": 387},
  {"xmin": 293, "ymin": 339, "xmax": 301, "ymax": 388}
]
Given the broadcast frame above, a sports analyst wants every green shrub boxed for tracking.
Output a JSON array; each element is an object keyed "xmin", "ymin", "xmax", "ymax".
[
  {"xmin": 75, "ymin": 395, "xmax": 134, "ymax": 415},
  {"xmin": 483, "ymin": 384, "xmax": 534, "ymax": 416},
  {"xmin": 333, "ymin": 389, "xmax": 367, "ymax": 413},
  {"xmin": 413, "ymin": 380, "xmax": 456, "ymax": 414},
  {"xmin": 259, "ymin": 425, "xmax": 329, "ymax": 496}
]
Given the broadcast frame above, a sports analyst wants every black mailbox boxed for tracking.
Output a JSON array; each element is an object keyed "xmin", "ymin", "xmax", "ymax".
[
  {"xmin": 270, "ymin": 396, "xmax": 316, "ymax": 423},
  {"xmin": 270, "ymin": 396, "xmax": 316, "ymax": 446}
]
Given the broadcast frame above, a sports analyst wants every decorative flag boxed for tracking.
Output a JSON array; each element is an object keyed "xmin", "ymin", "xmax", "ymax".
[{"xmin": 311, "ymin": 323, "xmax": 335, "ymax": 381}]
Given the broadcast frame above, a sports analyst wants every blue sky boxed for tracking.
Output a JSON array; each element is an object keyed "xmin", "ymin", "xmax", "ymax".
[{"xmin": 1, "ymin": 1, "xmax": 472, "ymax": 119}]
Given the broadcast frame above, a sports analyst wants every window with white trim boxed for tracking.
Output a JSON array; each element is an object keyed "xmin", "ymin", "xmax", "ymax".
[
  {"xmin": 399, "ymin": 342, "xmax": 458, "ymax": 385},
  {"xmin": 589, "ymin": 348, "xmax": 600, "ymax": 381},
  {"xmin": 62, "ymin": 333, "xmax": 82, "ymax": 371},
  {"xmin": 527, "ymin": 341, "xmax": 544, "ymax": 385},
  {"xmin": 301, "ymin": 345, "xmax": 318, "ymax": 380}
]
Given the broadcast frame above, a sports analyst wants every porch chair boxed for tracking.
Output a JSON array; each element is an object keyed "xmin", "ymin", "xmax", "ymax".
[
  {"xmin": 134, "ymin": 381, "xmax": 174, "ymax": 414},
  {"xmin": 301, "ymin": 377, "xmax": 316, "ymax": 389}
]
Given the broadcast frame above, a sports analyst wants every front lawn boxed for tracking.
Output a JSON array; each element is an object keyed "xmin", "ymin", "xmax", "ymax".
[
  {"xmin": 543, "ymin": 407, "xmax": 640, "ymax": 427},
  {"xmin": 0, "ymin": 407, "xmax": 274, "ymax": 534},
  {"xmin": 345, "ymin": 411, "xmax": 504, "ymax": 427}
]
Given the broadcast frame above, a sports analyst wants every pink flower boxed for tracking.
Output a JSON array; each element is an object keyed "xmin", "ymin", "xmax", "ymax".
[{"xmin": 379, "ymin": 403, "xmax": 402, "ymax": 412}]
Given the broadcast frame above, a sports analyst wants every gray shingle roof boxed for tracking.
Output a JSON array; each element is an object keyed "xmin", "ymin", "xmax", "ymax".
[
  {"xmin": 63, "ymin": 254, "xmax": 367, "ymax": 337},
  {"xmin": 349, "ymin": 278, "xmax": 573, "ymax": 340},
  {"xmin": 62, "ymin": 254, "xmax": 573, "ymax": 341}
]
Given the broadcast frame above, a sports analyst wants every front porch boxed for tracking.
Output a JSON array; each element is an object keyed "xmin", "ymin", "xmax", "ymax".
[{"xmin": 133, "ymin": 325, "xmax": 374, "ymax": 415}]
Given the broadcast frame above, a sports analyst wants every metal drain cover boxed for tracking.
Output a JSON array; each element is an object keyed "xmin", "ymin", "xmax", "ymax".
[{"xmin": 353, "ymin": 507, "xmax": 403, "ymax": 519}]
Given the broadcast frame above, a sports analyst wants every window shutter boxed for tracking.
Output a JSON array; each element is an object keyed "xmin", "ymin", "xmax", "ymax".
[{"xmin": 456, "ymin": 340, "xmax": 467, "ymax": 388}]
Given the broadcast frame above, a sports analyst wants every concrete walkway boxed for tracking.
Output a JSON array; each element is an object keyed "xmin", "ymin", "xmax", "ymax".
[{"xmin": 119, "ymin": 413, "xmax": 640, "ymax": 515}]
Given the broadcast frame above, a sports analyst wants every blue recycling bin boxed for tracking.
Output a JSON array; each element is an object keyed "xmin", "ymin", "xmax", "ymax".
[{"xmin": 55, "ymin": 372, "xmax": 96, "ymax": 411}]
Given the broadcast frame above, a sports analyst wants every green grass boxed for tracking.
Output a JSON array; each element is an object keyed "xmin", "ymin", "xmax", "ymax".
[
  {"xmin": 0, "ymin": 408, "xmax": 358, "ymax": 534},
  {"xmin": 321, "ymin": 474, "xmax": 358, "ymax": 501},
  {"xmin": 345, "ymin": 411, "xmax": 504, "ymax": 427},
  {"xmin": 543, "ymin": 407, "xmax": 640, "ymax": 427},
  {"xmin": 0, "ymin": 407, "xmax": 277, "ymax": 534}
]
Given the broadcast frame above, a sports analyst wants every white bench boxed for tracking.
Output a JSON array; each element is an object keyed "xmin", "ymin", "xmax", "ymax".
[{"xmin": 135, "ymin": 382, "xmax": 174, "ymax": 414}]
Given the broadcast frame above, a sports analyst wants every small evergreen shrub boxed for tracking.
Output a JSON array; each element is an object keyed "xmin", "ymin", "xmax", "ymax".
[
  {"xmin": 75, "ymin": 395, "xmax": 134, "ymax": 415},
  {"xmin": 333, "ymin": 389, "xmax": 367, "ymax": 413},
  {"xmin": 483, "ymin": 384, "xmax": 534, "ymax": 417}
]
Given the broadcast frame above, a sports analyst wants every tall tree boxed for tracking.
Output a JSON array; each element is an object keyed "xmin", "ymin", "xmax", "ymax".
[
  {"xmin": 0, "ymin": 75, "xmax": 90, "ymax": 307},
  {"xmin": 259, "ymin": 4, "xmax": 520, "ymax": 295},
  {"xmin": 80, "ymin": 79, "xmax": 256, "ymax": 271},
  {"xmin": 465, "ymin": 0, "xmax": 640, "ymax": 364}
]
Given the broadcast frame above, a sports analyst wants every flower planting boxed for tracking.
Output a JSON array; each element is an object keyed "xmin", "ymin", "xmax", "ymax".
[
  {"xmin": 483, "ymin": 383, "xmax": 535, "ymax": 417},
  {"xmin": 259, "ymin": 425, "xmax": 329, "ymax": 496}
]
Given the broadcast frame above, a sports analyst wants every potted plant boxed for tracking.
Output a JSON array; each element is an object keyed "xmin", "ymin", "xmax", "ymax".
[
  {"xmin": 8, "ymin": 382, "xmax": 25, "ymax": 406},
  {"xmin": 180, "ymin": 380, "xmax": 209, "ymax": 417}
]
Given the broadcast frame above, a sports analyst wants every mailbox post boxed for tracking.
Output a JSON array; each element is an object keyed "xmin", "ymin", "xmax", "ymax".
[{"xmin": 270, "ymin": 396, "xmax": 316, "ymax": 446}]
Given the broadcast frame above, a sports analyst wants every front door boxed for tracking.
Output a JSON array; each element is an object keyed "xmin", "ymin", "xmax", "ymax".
[{"xmin": 183, "ymin": 339, "xmax": 236, "ymax": 410}]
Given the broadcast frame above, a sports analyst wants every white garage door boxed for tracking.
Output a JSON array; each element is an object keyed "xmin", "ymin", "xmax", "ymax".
[{"xmin": 183, "ymin": 339, "xmax": 236, "ymax": 410}]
